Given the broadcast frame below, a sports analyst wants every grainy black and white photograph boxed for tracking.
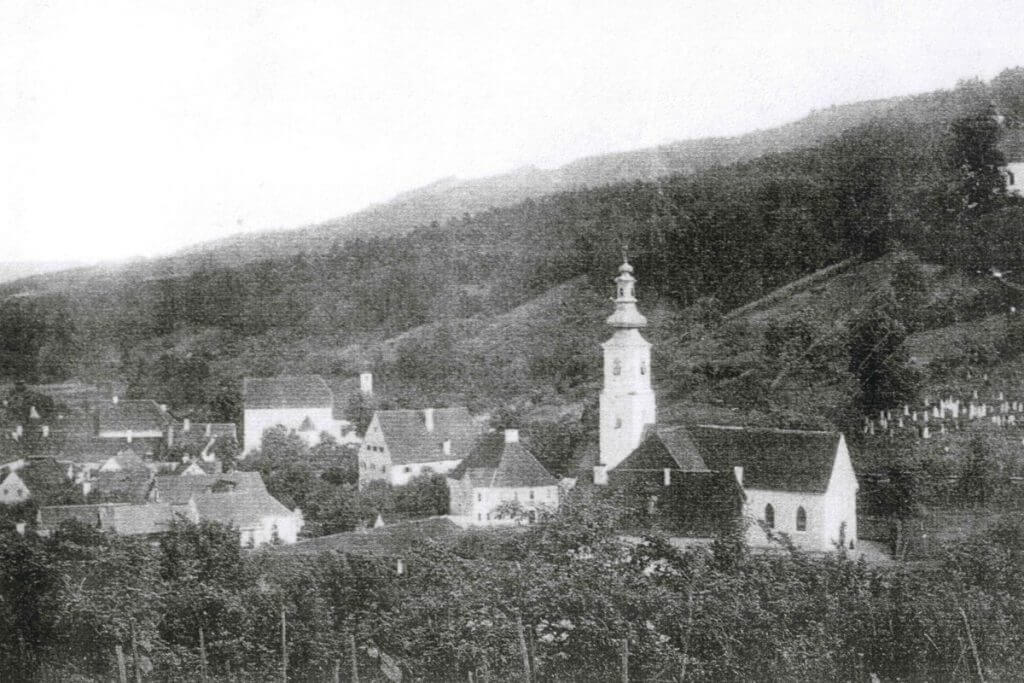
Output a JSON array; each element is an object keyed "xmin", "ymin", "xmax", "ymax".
[{"xmin": 3, "ymin": 1, "xmax": 1024, "ymax": 680}]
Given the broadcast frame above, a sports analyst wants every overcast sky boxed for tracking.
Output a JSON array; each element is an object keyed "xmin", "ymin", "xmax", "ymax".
[{"xmin": 2, "ymin": 0, "xmax": 1023, "ymax": 264}]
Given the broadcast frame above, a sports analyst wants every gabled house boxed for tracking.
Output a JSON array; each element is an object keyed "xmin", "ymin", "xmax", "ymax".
[
  {"xmin": 447, "ymin": 429, "xmax": 560, "ymax": 526},
  {"xmin": 153, "ymin": 471, "xmax": 303, "ymax": 546},
  {"xmin": 93, "ymin": 398, "xmax": 172, "ymax": 455},
  {"xmin": 358, "ymin": 407, "xmax": 480, "ymax": 489},
  {"xmin": 37, "ymin": 500, "xmax": 199, "ymax": 538},
  {"xmin": 243, "ymin": 375, "xmax": 341, "ymax": 455},
  {"xmin": 167, "ymin": 419, "xmax": 238, "ymax": 462}
]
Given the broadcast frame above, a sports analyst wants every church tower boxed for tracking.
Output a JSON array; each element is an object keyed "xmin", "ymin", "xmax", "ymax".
[{"xmin": 594, "ymin": 258, "xmax": 656, "ymax": 485}]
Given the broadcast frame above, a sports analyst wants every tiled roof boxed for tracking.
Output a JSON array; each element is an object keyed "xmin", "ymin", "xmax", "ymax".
[
  {"xmin": 275, "ymin": 517, "xmax": 461, "ymax": 556},
  {"xmin": 376, "ymin": 407, "xmax": 479, "ymax": 465},
  {"xmin": 154, "ymin": 471, "xmax": 266, "ymax": 505},
  {"xmin": 449, "ymin": 433, "xmax": 558, "ymax": 488},
  {"xmin": 107, "ymin": 504, "xmax": 182, "ymax": 535},
  {"xmin": 689, "ymin": 425, "xmax": 841, "ymax": 494},
  {"xmin": 38, "ymin": 504, "xmax": 106, "ymax": 529},
  {"xmin": 243, "ymin": 376, "xmax": 333, "ymax": 410},
  {"xmin": 171, "ymin": 421, "xmax": 238, "ymax": 443},
  {"xmin": 193, "ymin": 490, "xmax": 295, "ymax": 530},
  {"xmin": 172, "ymin": 459, "xmax": 221, "ymax": 475},
  {"xmin": 95, "ymin": 400, "xmax": 171, "ymax": 433},
  {"xmin": 613, "ymin": 425, "xmax": 707, "ymax": 472},
  {"xmin": 51, "ymin": 437, "xmax": 137, "ymax": 465}
]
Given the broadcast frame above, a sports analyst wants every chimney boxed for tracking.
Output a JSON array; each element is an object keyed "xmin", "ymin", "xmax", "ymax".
[
  {"xmin": 733, "ymin": 466, "xmax": 744, "ymax": 487},
  {"xmin": 183, "ymin": 418, "xmax": 191, "ymax": 433},
  {"xmin": 112, "ymin": 394, "xmax": 119, "ymax": 405},
  {"xmin": 504, "ymin": 429, "xmax": 519, "ymax": 444},
  {"xmin": 205, "ymin": 423, "xmax": 212, "ymax": 437},
  {"xmin": 423, "ymin": 408, "xmax": 434, "ymax": 433},
  {"xmin": 442, "ymin": 439, "xmax": 452, "ymax": 456},
  {"xmin": 82, "ymin": 481, "xmax": 92, "ymax": 497},
  {"xmin": 360, "ymin": 372, "xmax": 374, "ymax": 396},
  {"xmin": 159, "ymin": 404, "xmax": 167, "ymax": 413},
  {"xmin": 921, "ymin": 425, "xmax": 930, "ymax": 439},
  {"xmin": 663, "ymin": 468, "xmax": 671, "ymax": 486},
  {"xmin": 593, "ymin": 464, "xmax": 608, "ymax": 486},
  {"xmin": 126, "ymin": 430, "xmax": 133, "ymax": 444},
  {"xmin": 41, "ymin": 425, "xmax": 49, "ymax": 438},
  {"xmin": 14, "ymin": 424, "xmax": 23, "ymax": 438},
  {"xmin": 15, "ymin": 522, "xmax": 25, "ymax": 536}
]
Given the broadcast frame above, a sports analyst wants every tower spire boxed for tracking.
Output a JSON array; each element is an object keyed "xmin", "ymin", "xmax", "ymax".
[{"xmin": 605, "ymin": 255, "xmax": 647, "ymax": 329}]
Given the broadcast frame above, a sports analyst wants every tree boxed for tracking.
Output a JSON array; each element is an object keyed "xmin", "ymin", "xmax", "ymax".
[
  {"xmin": 890, "ymin": 252, "xmax": 928, "ymax": 332},
  {"xmin": 847, "ymin": 293, "xmax": 920, "ymax": 414}
]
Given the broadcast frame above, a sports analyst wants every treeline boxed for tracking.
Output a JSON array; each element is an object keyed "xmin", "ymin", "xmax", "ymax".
[{"xmin": 3, "ymin": 490, "xmax": 1024, "ymax": 680}]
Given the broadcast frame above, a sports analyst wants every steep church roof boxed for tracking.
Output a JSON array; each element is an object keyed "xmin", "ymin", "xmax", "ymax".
[
  {"xmin": 375, "ymin": 407, "xmax": 479, "ymax": 465},
  {"xmin": 688, "ymin": 425, "xmax": 842, "ymax": 494},
  {"xmin": 613, "ymin": 425, "xmax": 707, "ymax": 472},
  {"xmin": 449, "ymin": 431, "xmax": 558, "ymax": 488},
  {"xmin": 243, "ymin": 375, "xmax": 334, "ymax": 410}
]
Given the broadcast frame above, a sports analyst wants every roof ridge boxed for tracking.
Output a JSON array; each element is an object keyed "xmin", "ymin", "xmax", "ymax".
[{"xmin": 694, "ymin": 423, "xmax": 836, "ymax": 436}]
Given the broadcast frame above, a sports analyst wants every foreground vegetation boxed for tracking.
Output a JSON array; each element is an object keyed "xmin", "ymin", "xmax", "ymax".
[{"xmin": 1, "ymin": 490, "xmax": 1022, "ymax": 681}]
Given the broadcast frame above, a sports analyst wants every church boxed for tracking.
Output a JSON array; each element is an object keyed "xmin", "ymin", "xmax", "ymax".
[{"xmin": 592, "ymin": 259, "xmax": 859, "ymax": 553}]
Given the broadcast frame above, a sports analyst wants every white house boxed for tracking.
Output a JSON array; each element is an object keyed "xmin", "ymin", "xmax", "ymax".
[
  {"xmin": 591, "ymin": 259, "xmax": 859, "ymax": 552},
  {"xmin": 358, "ymin": 407, "xmax": 479, "ymax": 489},
  {"xmin": 447, "ymin": 429, "xmax": 560, "ymax": 527}
]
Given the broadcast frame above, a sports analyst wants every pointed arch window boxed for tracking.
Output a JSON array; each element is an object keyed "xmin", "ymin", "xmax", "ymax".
[
  {"xmin": 764, "ymin": 503, "xmax": 775, "ymax": 529},
  {"xmin": 612, "ymin": 359, "xmax": 622, "ymax": 376},
  {"xmin": 796, "ymin": 506, "xmax": 807, "ymax": 531}
]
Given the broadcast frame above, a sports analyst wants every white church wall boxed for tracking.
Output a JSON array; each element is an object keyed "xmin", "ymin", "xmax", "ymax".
[
  {"xmin": 743, "ymin": 488, "xmax": 829, "ymax": 552},
  {"xmin": 242, "ymin": 407, "xmax": 337, "ymax": 456},
  {"xmin": 823, "ymin": 435, "xmax": 859, "ymax": 551}
]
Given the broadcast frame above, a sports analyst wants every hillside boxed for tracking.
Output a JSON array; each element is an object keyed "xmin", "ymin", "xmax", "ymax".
[{"xmin": 119, "ymin": 79, "xmax": 998, "ymax": 275}]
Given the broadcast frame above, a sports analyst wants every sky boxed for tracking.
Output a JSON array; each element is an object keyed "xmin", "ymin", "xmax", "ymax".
[{"xmin": 2, "ymin": 0, "xmax": 1023, "ymax": 264}]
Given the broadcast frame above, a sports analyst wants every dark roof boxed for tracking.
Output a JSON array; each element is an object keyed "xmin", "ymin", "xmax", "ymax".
[
  {"xmin": 449, "ymin": 433, "xmax": 559, "ymax": 488},
  {"xmin": 612, "ymin": 468, "xmax": 744, "ymax": 537},
  {"xmin": 154, "ymin": 471, "xmax": 266, "ymax": 505},
  {"xmin": 243, "ymin": 376, "xmax": 333, "ymax": 410},
  {"xmin": 275, "ymin": 517, "xmax": 461, "ymax": 556},
  {"xmin": 51, "ymin": 437, "xmax": 137, "ymax": 465},
  {"xmin": 38, "ymin": 504, "xmax": 106, "ymax": 529},
  {"xmin": 18, "ymin": 458, "xmax": 72, "ymax": 499},
  {"xmin": 192, "ymin": 490, "xmax": 294, "ymax": 529},
  {"xmin": 376, "ymin": 408, "xmax": 480, "ymax": 465},
  {"xmin": 688, "ymin": 425, "xmax": 841, "ymax": 494},
  {"xmin": 38, "ymin": 502, "xmax": 187, "ymax": 535},
  {"xmin": 95, "ymin": 400, "xmax": 170, "ymax": 433},
  {"xmin": 614, "ymin": 425, "xmax": 707, "ymax": 472},
  {"xmin": 90, "ymin": 469, "xmax": 154, "ymax": 504}
]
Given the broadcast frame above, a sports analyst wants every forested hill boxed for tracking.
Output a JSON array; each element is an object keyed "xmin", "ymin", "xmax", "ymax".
[
  {"xmin": 151, "ymin": 72, "xmax": 1017, "ymax": 272},
  {"xmin": 2, "ymin": 70, "xmax": 1024, "ymax": 433}
]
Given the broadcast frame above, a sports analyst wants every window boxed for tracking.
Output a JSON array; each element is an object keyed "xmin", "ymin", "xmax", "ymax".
[
  {"xmin": 477, "ymin": 492, "xmax": 481, "ymax": 502},
  {"xmin": 404, "ymin": 466, "xmax": 412, "ymax": 473},
  {"xmin": 615, "ymin": 417, "xmax": 622, "ymax": 429},
  {"xmin": 764, "ymin": 503, "xmax": 775, "ymax": 529},
  {"xmin": 529, "ymin": 490, "xmax": 534, "ymax": 500},
  {"xmin": 796, "ymin": 506, "xmax": 807, "ymax": 531},
  {"xmin": 640, "ymin": 361, "xmax": 647, "ymax": 376},
  {"xmin": 477, "ymin": 514, "xmax": 482, "ymax": 521},
  {"xmin": 612, "ymin": 359, "xmax": 621, "ymax": 376}
]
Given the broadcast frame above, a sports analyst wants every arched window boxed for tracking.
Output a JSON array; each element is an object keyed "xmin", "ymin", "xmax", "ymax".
[
  {"xmin": 764, "ymin": 503, "xmax": 775, "ymax": 529},
  {"xmin": 796, "ymin": 506, "xmax": 807, "ymax": 531},
  {"xmin": 614, "ymin": 417, "xmax": 622, "ymax": 429},
  {"xmin": 612, "ymin": 358, "xmax": 622, "ymax": 376}
]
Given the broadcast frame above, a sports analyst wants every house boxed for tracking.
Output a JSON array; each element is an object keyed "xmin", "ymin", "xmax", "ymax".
[
  {"xmin": 447, "ymin": 429, "xmax": 560, "ymax": 526},
  {"xmin": 591, "ymin": 259, "xmax": 859, "ymax": 552},
  {"xmin": 0, "ymin": 458, "xmax": 74, "ymax": 505},
  {"xmin": 998, "ymin": 125, "xmax": 1024, "ymax": 195},
  {"xmin": 86, "ymin": 467, "xmax": 155, "ymax": 504},
  {"xmin": 243, "ymin": 375, "xmax": 344, "ymax": 455},
  {"xmin": 93, "ymin": 397, "xmax": 172, "ymax": 455},
  {"xmin": 358, "ymin": 407, "xmax": 480, "ymax": 489},
  {"xmin": 153, "ymin": 471, "xmax": 303, "ymax": 546},
  {"xmin": 173, "ymin": 459, "xmax": 222, "ymax": 475}
]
